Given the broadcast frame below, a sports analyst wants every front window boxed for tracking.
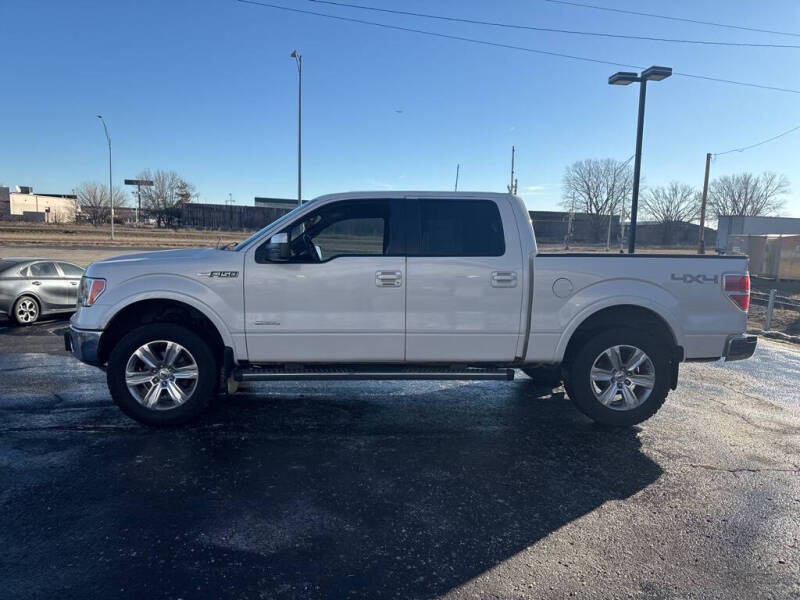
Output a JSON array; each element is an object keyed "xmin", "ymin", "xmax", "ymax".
[
  {"xmin": 261, "ymin": 199, "xmax": 393, "ymax": 263},
  {"xmin": 28, "ymin": 262, "xmax": 59, "ymax": 277}
]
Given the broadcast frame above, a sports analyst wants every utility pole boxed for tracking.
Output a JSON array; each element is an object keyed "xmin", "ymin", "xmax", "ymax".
[
  {"xmin": 290, "ymin": 50, "xmax": 302, "ymax": 205},
  {"xmin": 454, "ymin": 164, "xmax": 460, "ymax": 192},
  {"xmin": 697, "ymin": 152, "xmax": 711, "ymax": 254},
  {"xmin": 564, "ymin": 193, "xmax": 576, "ymax": 250},
  {"xmin": 507, "ymin": 146, "xmax": 518, "ymax": 195}
]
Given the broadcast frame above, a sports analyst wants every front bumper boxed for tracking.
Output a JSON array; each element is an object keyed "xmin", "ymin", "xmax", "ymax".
[
  {"xmin": 65, "ymin": 326, "xmax": 103, "ymax": 366},
  {"xmin": 724, "ymin": 334, "xmax": 757, "ymax": 362}
]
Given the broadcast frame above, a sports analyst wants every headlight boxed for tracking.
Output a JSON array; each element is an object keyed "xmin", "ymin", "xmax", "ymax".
[{"xmin": 78, "ymin": 277, "xmax": 106, "ymax": 307}]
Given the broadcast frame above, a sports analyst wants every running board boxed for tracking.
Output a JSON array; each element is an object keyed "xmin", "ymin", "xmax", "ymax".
[{"xmin": 233, "ymin": 366, "xmax": 515, "ymax": 382}]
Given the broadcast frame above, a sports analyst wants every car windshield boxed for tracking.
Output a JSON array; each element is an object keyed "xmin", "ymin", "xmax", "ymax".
[{"xmin": 233, "ymin": 203, "xmax": 308, "ymax": 251}]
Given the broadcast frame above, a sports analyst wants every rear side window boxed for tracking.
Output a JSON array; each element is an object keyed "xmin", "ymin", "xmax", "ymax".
[
  {"xmin": 29, "ymin": 262, "xmax": 58, "ymax": 277},
  {"xmin": 417, "ymin": 199, "xmax": 505, "ymax": 257},
  {"xmin": 58, "ymin": 263, "xmax": 84, "ymax": 277}
]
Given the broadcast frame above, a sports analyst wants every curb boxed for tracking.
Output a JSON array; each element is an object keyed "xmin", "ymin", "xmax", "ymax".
[{"xmin": 747, "ymin": 329, "xmax": 800, "ymax": 345}]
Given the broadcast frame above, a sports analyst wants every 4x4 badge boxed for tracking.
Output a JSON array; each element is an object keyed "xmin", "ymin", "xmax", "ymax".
[{"xmin": 671, "ymin": 273, "xmax": 718, "ymax": 284}]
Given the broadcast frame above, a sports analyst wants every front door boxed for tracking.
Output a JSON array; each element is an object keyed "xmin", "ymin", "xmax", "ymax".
[
  {"xmin": 27, "ymin": 261, "xmax": 72, "ymax": 312},
  {"xmin": 405, "ymin": 197, "xmax": 524, "ymax": 362},
  {"xmin": 244, "ymin": 198, "xmax": 406, "ymax": 363}
]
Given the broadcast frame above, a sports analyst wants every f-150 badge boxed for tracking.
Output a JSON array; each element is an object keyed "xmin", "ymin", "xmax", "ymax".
[
  {"xmin": 198, "ymin": 271, "xmax": 239, "ymax": 278},
  {"xmin": 671, "ymin": 273, "xmax": 718, "ymax": 284}
]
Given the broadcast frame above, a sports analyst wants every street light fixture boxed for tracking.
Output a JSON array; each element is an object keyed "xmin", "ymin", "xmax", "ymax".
[
  {"xmin": 608, "ymin": 65, "xmax": 672, "ymax": 254},
  {"xmin": 290, "ymin": 50, "xmax": 302, "ymax": 205},
  {"xmin": 97, "ymin": 115, "xmax": 114, "ymax": 240}
]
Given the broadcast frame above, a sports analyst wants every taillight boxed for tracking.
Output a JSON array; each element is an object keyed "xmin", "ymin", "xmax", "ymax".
[{"xmin": 723, "ymin": 274, "xmax": 750, "ymax": 311}]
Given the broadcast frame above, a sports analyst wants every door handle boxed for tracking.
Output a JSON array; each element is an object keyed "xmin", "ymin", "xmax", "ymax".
[
  {"xmin": 491, "ymin": 271, "xmax": 517, "ymax": 288},
  {"xmin": 375, "ymin": 271, "xmax": 402, "ymax": 287},
  {"xmin": 70, "ymin": 281, "xmax": 78, "ymax": 286},
  {"xmin": 32, "ymin": 281, "xmax": 42, "ymax": 286}
]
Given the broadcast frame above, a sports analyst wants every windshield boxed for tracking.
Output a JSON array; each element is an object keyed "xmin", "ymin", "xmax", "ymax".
[{"xmin": 233, "ymin": 203, "xmax": 308, "ymax": 251}]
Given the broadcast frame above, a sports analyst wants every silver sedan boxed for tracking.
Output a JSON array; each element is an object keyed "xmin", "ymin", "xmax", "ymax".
[{"xmin": 0, "ymin": 258, "xmax": 85, "ymax": 325}]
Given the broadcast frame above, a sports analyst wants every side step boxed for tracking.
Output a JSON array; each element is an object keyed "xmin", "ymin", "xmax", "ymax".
[{"xmin": 233, "ymin": 365, "xmax": 515, "ymax": 382}]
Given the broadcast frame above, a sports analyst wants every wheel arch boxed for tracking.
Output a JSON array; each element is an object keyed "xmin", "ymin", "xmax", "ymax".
[
  {"xmin": 97, "ymin": 298, "xmax": 228, "ymax": 366},
  {"xmin": 560, "ymin": 304, "xmax": 681, "ymax": 369}
]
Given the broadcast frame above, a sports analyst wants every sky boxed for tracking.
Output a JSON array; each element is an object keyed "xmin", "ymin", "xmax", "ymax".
[{"xmin": 2, "ymin": 0, "xmax": 799, "ymax": 216}]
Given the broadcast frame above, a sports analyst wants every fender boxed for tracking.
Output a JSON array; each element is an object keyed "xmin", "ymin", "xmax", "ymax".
[
  {"xmin": 95, "ymin": 273, "xmax": 243, "ymax": 354},
  {"xmin": 551, "ymin": 279, "xmax": 685, "ymax": 363}
]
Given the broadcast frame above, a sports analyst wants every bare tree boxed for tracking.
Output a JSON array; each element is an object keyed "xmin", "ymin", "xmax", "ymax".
[
  {"xmin": 640, "ymin": 182, "xmax": 700, "ymax": 244},
  {"xmin": 708, "ymin": 171, "xmax": 789, "ymax": 218},
  {"xmin": 76, "ymin": 181, "xmax": 128, "ymax": 225},
  {"xmin": 138, "ymin": 170, "xmax": 194, "ymax": 227},
  {"xmin": 561, "ymin": 158, "xmax": 633, "ymax": 242}
]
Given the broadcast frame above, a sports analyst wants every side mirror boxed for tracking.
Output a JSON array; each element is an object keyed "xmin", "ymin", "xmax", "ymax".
[{"xmin": 260, "ymin": 232, "xmax": 290, "ymax": 262}]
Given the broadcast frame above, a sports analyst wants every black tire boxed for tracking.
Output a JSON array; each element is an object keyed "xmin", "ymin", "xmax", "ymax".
[
  {"xmin": 13, "ymin": 295, "xmax": 40, "ymax": 325},
  {"xmin": 106, "ymin": 323, "xmax": 218, "ymax": 426},
  {"xmin": 521, "ymin": 365, "xmax": 563, "ymax": 388},
  {"xmin": 565, "ymin": 327, "xmax": 671, "ymax": 427}
]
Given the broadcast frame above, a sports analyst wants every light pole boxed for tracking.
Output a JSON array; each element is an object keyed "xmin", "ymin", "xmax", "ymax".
[
  {"xmin": 290, "ymin": 50, "xmax": 302, "ymax": 205},
  {"xmin": 608, "ymin": 66, "xmax": 672, "ymax": 254},
  {"xmin": 97, "ymin": 115, "xmax": 114, "ymax": 240}
]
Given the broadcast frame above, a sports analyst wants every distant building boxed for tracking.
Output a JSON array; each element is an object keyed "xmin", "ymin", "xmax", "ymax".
[
  {"xmin": 254, "ymin": 197, "xmax": 300, "ymax": 210},
  {"xmin": 0, "ymin": 186, "xmax": 78, "ymax": 223},
  {"xmin": 717, "ymin": 215, "xmax": 800, "ymax": 251}
]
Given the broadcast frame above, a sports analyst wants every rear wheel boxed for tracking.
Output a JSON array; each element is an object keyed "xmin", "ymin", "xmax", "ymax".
[
  {"xmin": 565, "ymin": 328, "xmax": 671, "ymax": 427},
  {"xmin": 13, "ymin": 295, "xmax": 39, "ymax": 325},
  {"xmin": 107, "ymin": 324, "xmax": 218, "ymax": 426}
]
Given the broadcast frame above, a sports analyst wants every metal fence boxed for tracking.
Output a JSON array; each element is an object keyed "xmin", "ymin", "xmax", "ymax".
[{"xmin": 751, "ymin": 289, "xmax": 800, "ymax": 331}]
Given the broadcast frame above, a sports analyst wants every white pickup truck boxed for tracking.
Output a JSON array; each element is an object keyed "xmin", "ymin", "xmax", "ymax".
[{"xmin": 66, "ymin": 191, "xmax": 756, "ymax": 427}]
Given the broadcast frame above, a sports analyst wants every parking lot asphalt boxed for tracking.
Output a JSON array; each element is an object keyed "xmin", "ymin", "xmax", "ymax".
[{"xmin": 0, "ymin": 317, "xmax": 798, "ymax": 599}]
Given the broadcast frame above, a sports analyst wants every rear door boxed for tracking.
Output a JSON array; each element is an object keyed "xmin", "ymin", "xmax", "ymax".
[
  {"xmin": 56, "ymin": 262, "xmax": 85, "ymax": 305},
  {"xmin": 27, "ymin": 261, "xmax": 72, "ymax": 311},
  {"xmin": 244, "ymin": 198, "xmax": 406, "ymax": 362},
  {"xmin": 405, "ymin": 197, "xmax": 524, "ymax": 362}
]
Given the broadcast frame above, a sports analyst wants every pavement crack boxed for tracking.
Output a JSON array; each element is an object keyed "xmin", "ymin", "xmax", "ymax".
[{"xmin": 688, "ymin": 463, "xmax": 800, "ymax": 475}]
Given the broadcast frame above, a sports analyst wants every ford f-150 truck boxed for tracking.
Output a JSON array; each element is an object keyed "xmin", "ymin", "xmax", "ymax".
[{"xmin": 66, "ymin": 191, "xmax": 756, "ymax": 427}]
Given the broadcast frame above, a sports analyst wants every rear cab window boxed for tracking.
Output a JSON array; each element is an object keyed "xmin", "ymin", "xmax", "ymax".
[{"xmin": 409, "ymin": 198, "xmax": 506, "ymax": 257}]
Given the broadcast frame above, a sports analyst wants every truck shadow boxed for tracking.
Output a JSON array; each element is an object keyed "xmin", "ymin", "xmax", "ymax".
[{"xmin": 2, "ymin": 380, "xmax": 663, "ymax": 598}]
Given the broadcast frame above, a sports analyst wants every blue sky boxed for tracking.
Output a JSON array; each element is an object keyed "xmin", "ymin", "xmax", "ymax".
[{"xmin": 2, "ymin": 0, "xmax": 799, "ymax": 215}]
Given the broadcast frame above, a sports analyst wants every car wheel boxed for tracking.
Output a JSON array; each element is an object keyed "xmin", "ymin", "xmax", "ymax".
[
  {"xmin": 565, "ymin": 328, "xmax": 671, "ymax": 427},
  {"xmin": 106, "ymin": 323, "xmax": 218, "ymax": 426},
  {"xmin": 13, "ymin": 295, "xmax": 40, "ymax": 325}
]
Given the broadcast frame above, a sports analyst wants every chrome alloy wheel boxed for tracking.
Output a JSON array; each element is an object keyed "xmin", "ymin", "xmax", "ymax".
[
  {"xmin": 125, "ymin": 341, "xmax": 199, "ymax": 410},
  {"xmin": 15, "ymin": 298, "xmax": 39, "ymax": 323},
  {"xmin": 589, "ymin": 345, "xmax": 655, "ymax": 411}
]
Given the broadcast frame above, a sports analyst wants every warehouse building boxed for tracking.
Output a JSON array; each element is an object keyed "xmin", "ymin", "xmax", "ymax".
[
  {"xmin": 0, "ymin": 185, "xmax": 78, "ymax": 223},
  {"xmin": 717, "ymin": 215, "xmax": 800, "ymax": 251}
]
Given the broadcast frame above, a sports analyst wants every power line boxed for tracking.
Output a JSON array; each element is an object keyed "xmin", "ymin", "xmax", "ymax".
[
  {"xmin": 309, "ymin": 0, "xmax": 800, "ymax": 48},
  {"xmin": 236, "ymin": 0, "xmax": 800, "ymax": 95},
  {"xmin": 713, "ymin": 124, "xmax": 800, "ymax": 156},
  {"xmin": 545, "ymin": 0, "xmax": 800, "ymax": 39}
]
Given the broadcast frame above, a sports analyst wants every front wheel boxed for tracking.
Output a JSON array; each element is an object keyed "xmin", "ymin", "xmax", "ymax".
[
  {"xmin": 106, "ymin": 324, "xmax": 218, "ymax": 426},
  {"xmin": 565, "ymin": 328, "xmax": 671, "ymax": 427}
]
